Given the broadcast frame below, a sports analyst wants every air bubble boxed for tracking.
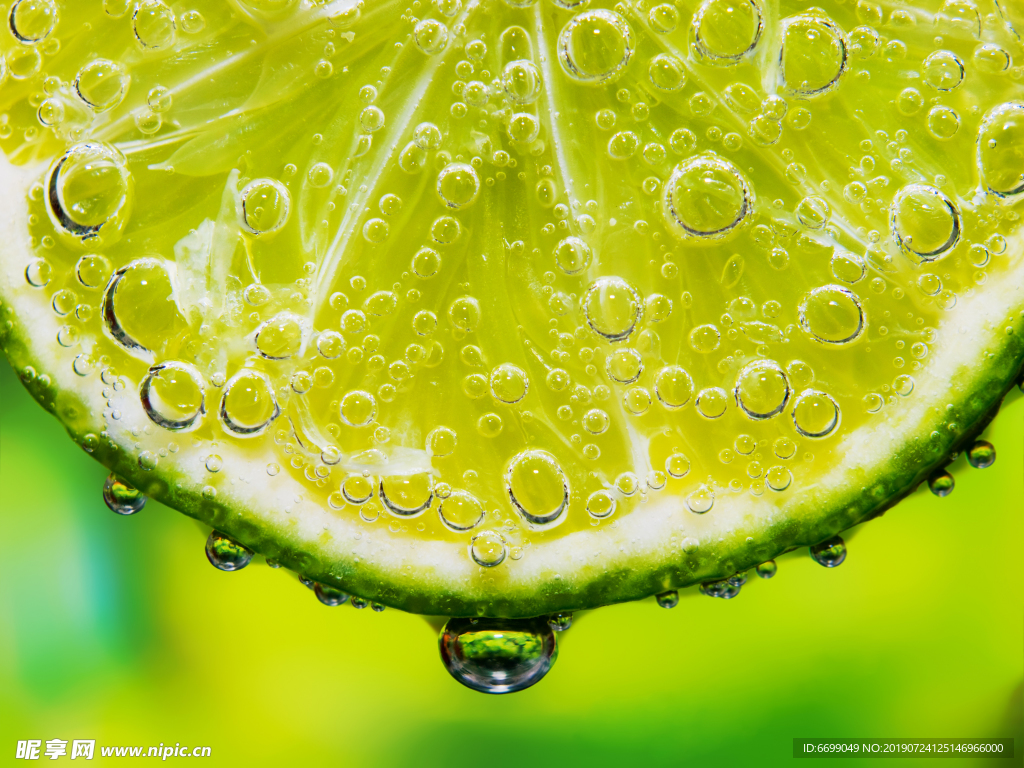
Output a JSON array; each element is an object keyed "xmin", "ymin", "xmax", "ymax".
[
  {"xmin": 689, "ymin": 324, "xmax": 721, "ymax": 353},
  {"xmin": 255, "ymin": 312, "xmax": 303, "ymax": 359},
  {"xmin": 506, "ymin": 450, "xmax": 569, "ymax": 528},
  {"xmin": 779, "ymin": 12, "xmax": 848, "ymax": 97},
  {"xmin": 663, "ymin": 154, "xmax": 751, "ymax": 240},
  {"xmin": 765, "ymin": 465, "xmax": 792, "ymax": 491},
  {"xmin": 557, "ymin": 10, "xmax": 634, "ymax": 84},
  {"xmin": 342, "ymin": 475, "xmax": 374, "ymax": 504},
  {"xmin": 686, "ymin": 484, "xmax": 715, "ymax": 514},
  {"xmin": 553, "ymin": 236, "xmax": 592, "ymax": 274},
  {"xmin": 792, "ymin": 389, "xmax": 840, "ymax": 438},
  {"xmin": 583, "ymin": 277, "xmax": 643, "ymax": 342},
  {"xmin": 605, "ymin": 347, "xmax": 643, "ymax": 384},
  {"xmin": 502, "ymin": 59, "xmax": 542, "ymax": 104},
  {"xmin": 340, "ymin": 390, "xmax": 378, "ymax": 427},
  {"xmin": 9, "ymin": 0, "xmax": 57, "ymax": 43},
  {"xmin": 219, "ymin": 370, "xmax": 279, "ymax": 435},
  {"xmin": 978, "ymin": 103, "xmax": 1024, "ymax": 199},
  {"xmin": 414, "ymin": 19, "xmax": 448, "ymax": 55},
  {"xmin": 696, "ymin": 387, "xmax": 728, "ymax": 418},
  {"xmin": 141, "ymin": 361, "xmax": 205, "ymax": 431},
  {"xmin": 923, "ymin": 50, "xmax": 964, "ymax": 91},
  {"xmin": 830, "ymin": 250, "xmax": 865, "ymax": 283},
  {"xmin": 133, "ymin": 0, "xmax": 176, "ymax": 50},
  {"xmin": 692, "ymin": 0, "xmax": 764, "ymax": 64},
  {"xmin": 470, "ymin": 531, "xmax": 507, "ymax": 567},
  {"xmin": 240, "ymin": 178, "xmax": 290, "ymax": 235},
  {"xmin": 654, "ymin": 366, "xmax": 694, "ymax": 408},
  {"xmin": 648, "ymin": 54, "xmax": 686, "ymax": 91},
  {"xmin": 890, "ymin": 184, "xmax": 960, "ymax": 263},
  {"xmin": 427, "ymin": 426, "xmax": 457, "ymax": 457},
  {"xmin": 75, "ymin": 59, "xmax": 129, "ymax": 112},
  {"xmin": 437, "ymin": 163, "xmax": 480, "ymax": 210},
  {"xmin": 47, "ymin": 143, "xmax": 133, "ymax": 245},
  {"xmin": 798, "ymin": 285, "xmax": 864, "ymax": 344},
  {"xmin": 102, "ymin": 258, "xmax": 185, "ymax": 356},
  {"xmin": 734, "ymin": 360, "xmax": 790, "ymax": 420},
  {"xmin": 380, "ymin": 474, "xmax": 433, "ymax": 517},
  {"xmin": 437, "ymin": 490, "xmax": 484, "ymax": 531},
  {"xmin": 490, "ymin": 363, "xmax": 529, "ymax": 403}
]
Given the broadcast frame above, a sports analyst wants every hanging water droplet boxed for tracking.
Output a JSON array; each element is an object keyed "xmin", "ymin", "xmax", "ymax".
[
  {"xmin": 928, "ymin": 470, "xmax": 954, "ymax": 496},
  {"xmin": 240, "ymin": 178, "xmax": 290, "ymax": 235},
  {"xmin": 692, "ymin": 0, "xmax": 764, "ymax": 64},
  {"xmin": 219, "ymin": 370, "xmax": 280, "ymax": 435},
  {"xmin": 141, "ymin": 361, "xmax": 206, "ymax": 431},
  {"xmin": 700, "ymin": 578, "xmax": 741, "ymax": 598},
  {"xmin": 890, "ymin": 184, "xmax": 961, "ymax": 263},
  {"xmin": 967, "ymin": 440, "xmax": 995, "ymax": 468},
  {"xmin": 47, "ymin": 142, "xmax": 134, "ymax": 245},
  {"xmin": 557, "ymin": 10, "xmax": 634, "ymax": 84},
  {"xmin": 380, "ymin": 474, "xmax": 433, "ymax": 517},
  {"xmin": 755, "ymin": 560, "xmax": 777, "ymax": 578},
  {"xmin": 792, "ymin": 389, "xmax": 840, "ymax": 438},
  {"xmin": 506, "ymin": 450, "xmax": 569, "ymax": 528},
  {"xmin": 205, "ymin": 531, "xmax": 254, "ymax": 571},
  {"xmin": 103, "ymin": 473, "xmax": 146, "ymax": 515},
  {"xmin": 439, "ymin": 617, "xmax": 557, "ymax": 694},
  {"xmin": 314, "ymin": 582, "xmax": 349, "ymax": 606},
  {"xmin": 547, "ymin": 612, "xmax": 572, "ymax": 631},
  {"xmin": 734, "ymin": 360, "xmax": 790, "ymax": 420},
  {"xmin": 583, "ymin": 276, "xmax": 642, "ymax": 342},
  {"xmin": 656, "ymin": 590, "xmax": 679, "ymax": 608},
  {"xmin": 798, "ymin": 285, "xmax": 864, "ymax": 344},
  {"xmin": 663, "ymin": 154, "xmax": 752, "ymax": 241},
  {"xmin": 810, "ymin": 535, "xmax": 846, "ymax": 567}
]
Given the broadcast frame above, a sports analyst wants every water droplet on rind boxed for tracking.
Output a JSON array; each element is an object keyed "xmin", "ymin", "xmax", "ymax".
[
  {"xmin": 103, "ymin": 472, "xmax": 146, "ymax": 515},
  {"xmin": 205, "ymin": 530, "xmax": 253, "ymax": 571},
  {"xmin": 439, "ymin": 617, "xmax": 557, "ymax": 694},
  {"xmin": 47, "ymin": 143, "xmax": 134, "ymax": 245}
]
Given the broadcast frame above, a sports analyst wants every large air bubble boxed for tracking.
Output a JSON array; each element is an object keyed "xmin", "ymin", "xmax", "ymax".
[
  {"xmin": 47, "ymin": 143, "xmax": 134, "ymax": 246},
  {"xmin": 890, "ymin": 184, "xmax": 961, "ymax": 263},
  {"xmin": 140, "ymin": 361, "xmax": 206, "ymax": 431},
  {"xmin": 557, "ymin": 10, "xmax": 634, "ymax": 84},
  {"xmin": 663, "ymin": 154, "xmax": 751, "ymax": 240},
  {"xmin": 978, "ymin": 102, "xmax": 1024, "ymax": 199},
  {"xmin": 506, "ymin": 450, "xmax": 569, "ymax": 528}
]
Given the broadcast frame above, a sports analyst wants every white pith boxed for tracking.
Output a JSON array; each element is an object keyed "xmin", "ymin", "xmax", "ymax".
[{"xmin": 2, "ymin": 151, "xmax": 1022, "ymax": 607}]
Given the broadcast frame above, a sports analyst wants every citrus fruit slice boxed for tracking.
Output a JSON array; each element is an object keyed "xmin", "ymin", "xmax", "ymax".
[{"xmin": 1, "ymin": 0, "xmax": 1023, "ymax": 688}]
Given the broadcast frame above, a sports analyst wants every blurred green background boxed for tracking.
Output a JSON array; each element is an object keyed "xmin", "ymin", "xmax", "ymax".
[{"xmin": 1, "ymin": 357, "xmax": 1020, "ymax": 767}]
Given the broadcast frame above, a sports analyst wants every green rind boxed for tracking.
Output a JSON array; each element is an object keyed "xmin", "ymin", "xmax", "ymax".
[{"xmin": 3, "ymin": 233, "xmax": 1022, "ymax": 618}]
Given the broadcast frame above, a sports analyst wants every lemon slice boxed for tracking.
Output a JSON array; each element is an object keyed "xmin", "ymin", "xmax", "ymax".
[{"xmin": 1, "ymin": 0, "xmax": 1022, "ymax": 653}]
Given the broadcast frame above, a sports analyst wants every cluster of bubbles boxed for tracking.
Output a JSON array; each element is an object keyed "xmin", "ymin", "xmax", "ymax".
[{"xmin": 9, "ymin": 0, "xmax": 1021, "ymax": 658}]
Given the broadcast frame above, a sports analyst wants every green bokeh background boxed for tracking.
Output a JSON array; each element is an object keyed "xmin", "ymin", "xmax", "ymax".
[{"xmin": 1, "ymin": 358, "xmax": 1021, "ymax": 766}]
